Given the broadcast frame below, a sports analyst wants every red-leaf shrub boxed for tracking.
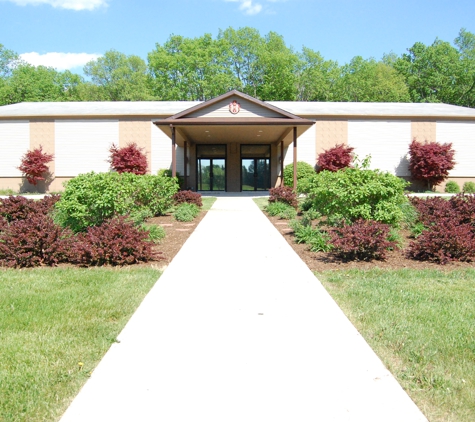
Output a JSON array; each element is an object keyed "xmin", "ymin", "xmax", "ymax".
[
  {"xmin": 330, "ymin": 219, "xmax": 396, "ymax": 261},
  {"xmin": 408, "ymin": 139, "xmax": 456, "ymax": 190},
  {"xmin": 407, "ymin": 218, "xmax": 475, "ymax": 264},
  {"xmin": 410, "ymin": 194, "xmax": 475, "ymax": 227},
  {"xmin": 70, "ymin": 216, "xmax": 158, "ymax": 266},
  {"xmin": 0, "ymin": 196, "xmax": 37, "ymax": 222},
  {"xmin": 108, "ymin": 143, "xmax": 147, "ymax": 175},
  {"xmin": 173, "ymin": 190, "xmax": 202, "ymax": 207},
  {"xmin": 317, "ymin": 144, "xmax": 354, "ymax": 172},
  {"xmin": 268, "ymin": 186, "xmax": 298, "ymax": 208},
  {"xmin": 0, "ymin": 195, "xmax": 61, "ymax": 223},
  {"xmin": 34, "ymin": 194, "xmax": 61, "ymax": 215},
  {"xmin": 17, "ymin": 145, "xmax": 54, "ymax": 185},
  {"xmin": 0, "ymin": 215, "xmax": 73, "ymax": 268}
]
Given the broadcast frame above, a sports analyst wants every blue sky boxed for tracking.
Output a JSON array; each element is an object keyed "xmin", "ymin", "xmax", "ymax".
[{"xmin": 1, "ymin": 0, "xmax": 475, "ymax": 74}]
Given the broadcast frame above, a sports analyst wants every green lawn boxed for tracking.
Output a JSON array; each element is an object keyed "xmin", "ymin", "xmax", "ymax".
[
  {"xmin": 318, "ymin": 268, "xmax": 475, "ymax": 422},
  {"xmin": 0, "ymin": 267, "xmax": 160, "ymax": 422}
]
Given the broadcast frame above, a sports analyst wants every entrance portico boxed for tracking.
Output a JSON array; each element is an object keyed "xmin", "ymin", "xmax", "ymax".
[{"xmin": 153, "ymin": 90, "xmax": 314, "ymax": 192}]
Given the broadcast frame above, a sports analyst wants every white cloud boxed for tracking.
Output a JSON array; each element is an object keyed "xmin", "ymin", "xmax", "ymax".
[
  {"xmin": 225, "ymin": 0, "xmax": 262, "ymax": 15},
  {"xmin": 20, "ymin": 52, "xmax": 101, "ymax": 71},
  {"xmin": 4, "ymin": 0, "xmax": 107, "ymax": 11},
  {"xmin": 224, "ymin": 0, "xmax": 289, "ymax": 15}
]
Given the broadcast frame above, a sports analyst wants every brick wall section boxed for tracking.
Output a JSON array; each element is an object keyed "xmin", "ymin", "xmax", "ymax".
[
  {"xmin": 30, "ymin": 120, "xmax": 55, "ymax": 175},
  {"xmin": 315, "ymin": 120, "xmax": 348, "ymax": 156},
  {"xmin": 119, "ymin": 119, "xmax": 152, "ymax": 173},
  {"xmin": 411, "ymin": 121, "xmax": 436, "ymax": 143}
]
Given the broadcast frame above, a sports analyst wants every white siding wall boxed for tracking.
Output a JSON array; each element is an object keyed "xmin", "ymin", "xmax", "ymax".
[
  {"xmin": 0, "ymin": 121, "xmax": 30, "ymax": 177},
  {"xmin": 151, "ymin": 123, "xmax": 174, "ymax": 174},
  {"xmin": 297, "ymin": 124, "xmax": 316, "ymax": 167},
  {"xmin": 348, "ymin": 120, "xmax": 411, "ymax": 176},
  {"xmin": 282, "ymin": 126, "xmax": 316, "ymax": 168},
  {"xmin": 437, "ymin": 121, "xmax": 475, "ymax": 177},
  {"xmin": 55, "ymin": 120, "xmax": 118, "ymax": 176}
]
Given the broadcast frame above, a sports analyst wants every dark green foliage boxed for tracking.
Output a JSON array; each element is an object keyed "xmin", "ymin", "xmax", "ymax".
[
  {"xmin": 265, "ymin": 201, "xmax": 297, "ymax": 219},
  {"xmin": 140, "ymin": 223, "xmax": 166, "ymax": 244},
  {"xmin": 55, "ymin": 172, "xmax": 178, "ymax": 232},
  {"xmin": 463, "ymin": 181, "xmax": 475, "ymax": 194},
  {"xmin": 330, "ymin": 219, "xmax": 396, "ymax": 261},
  {"xmin": 445, "ymin": 181, "xmax": 460, "ymax": 193},
  {"xmin": 173, "ymin": 203, "xmax": 200, "ymax": 222},
  {"xmin": 289, "ymin": 219, "xmax": 332, "ymax": 252},
  {"xmin": 299, "ymin": 168, "xmax": 409, "ymax": 227},
  {"xmin": 268, "ymin": 186, "xmax": 298, "ymax": 208},
  {"xmin": 283, "ymin": 161, "xmax": 315, "ymax": 188}
]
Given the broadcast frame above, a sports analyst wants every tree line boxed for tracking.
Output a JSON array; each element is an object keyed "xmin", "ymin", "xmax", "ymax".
[{"xmin": 1, "ymin": 26, "xmax": 475, "ymax": 106}]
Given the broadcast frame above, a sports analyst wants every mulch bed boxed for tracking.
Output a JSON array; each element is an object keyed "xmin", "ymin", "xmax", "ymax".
[{"xmin": 146, "ymin": 210, "xmax": 473, "ymax": 272}]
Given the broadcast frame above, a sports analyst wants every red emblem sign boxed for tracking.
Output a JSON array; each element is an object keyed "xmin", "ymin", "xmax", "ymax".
[{"xmin": 229, "ymin": 100, "xmax": 241, "ymax": 114}]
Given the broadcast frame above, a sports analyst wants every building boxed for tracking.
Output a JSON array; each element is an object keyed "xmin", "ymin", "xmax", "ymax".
[{"xmin": 0, "ymin": 90, "xmax": 474, "ymax": 192}]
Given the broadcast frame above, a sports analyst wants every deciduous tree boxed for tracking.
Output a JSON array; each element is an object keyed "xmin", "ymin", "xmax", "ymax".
[
  {"xmin": 84, "ymin": 50, "xmax": 154, "ymax": 101},
  {"xmin": 408, "ymin": 139, "xmax": 456, "ymax": 190}
]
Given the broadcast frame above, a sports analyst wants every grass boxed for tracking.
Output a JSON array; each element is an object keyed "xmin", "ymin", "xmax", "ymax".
[
  {"xmin": 0, "ymin": 189, "xmax": 17, "ymax": 196},
  {"xmin": 201, "ymin": 196, "xmax": 217, "ymax": 211},
  {"xmin": 0, "ymin": 267, "xmax": 160, "ymax": 422},
  {"xmin": 317, "ymin": 268, "xmax": 475, "ymax": 422},
  {"xmin": 253, "ymin": 196, "xmax": 268, "ymax": 210}
]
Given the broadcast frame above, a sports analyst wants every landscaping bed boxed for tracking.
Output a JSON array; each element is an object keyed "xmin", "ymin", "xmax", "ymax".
[{"xmin": 267, "ymin": 216, "xmax": 475, "ymax": 272}]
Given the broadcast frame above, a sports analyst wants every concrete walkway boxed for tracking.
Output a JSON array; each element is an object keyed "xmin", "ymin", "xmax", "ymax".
[{"xmin": 60, "ymin": 197, "xmax": 427, "ymax": 422}]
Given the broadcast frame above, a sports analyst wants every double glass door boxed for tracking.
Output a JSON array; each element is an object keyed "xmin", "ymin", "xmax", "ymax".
[
  {"xmin": 197, "ymin": 158, "xmax": 226, "ymax": 191},
  {"xmin": 196, "ymin": 145, "xmax": 226, "ymax": 191},
  {"xmin": 241, "ymin": 158, "xmax": 270, "ymax": 191}
]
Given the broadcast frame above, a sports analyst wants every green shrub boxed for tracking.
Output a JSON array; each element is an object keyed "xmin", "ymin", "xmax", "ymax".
[
  {"xmin": 266, "ymin": 201, "xmax": 297, "ymax": 219},
  {"xmin": 173, "ymin": 203, "xmax": 200, "ymax": 222},
  {"xmin": 445, "ymin": 181, "xmax": 460, "ymax": 193},
  {"xmin": 140, "ymin": 223, "xmax": 166, "ymax": 243},
  {"xmin": 299, "ymin": 168, "xmax": 409, "ymax": 227},
  {"xmin": 289, "ymin": 219, "xmax": 332, "ymax": 252},
  {"xmin": 283, "ymin": 161, "xmax": 315, "ymax": 187},
  {"xmin": 399, "ymin": 200, "xmax": 418, "ymax": 229},
  {"xmin": 55, "ymin": 172, "xmax": 178, "ymax": 232},
  {"xmin": 463, "ymin": 181, "xmax": 475, "ymax": 194}
]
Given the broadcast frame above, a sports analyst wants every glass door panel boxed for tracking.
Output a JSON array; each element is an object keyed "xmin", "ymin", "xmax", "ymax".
[
  {"xmin": 212, "ymin": 159, "xmax": 226, "ymax": 191},
  {"xmin": 241, "ymin": 159, "xmax": 255, "ymax": 191},
  {"xmin": 197, "ymin": 159, "xmax": 211, "ymax": 191},
  {"xmin": 256, "ymin": 159, "xmax": 270, "ymax": 190},
  {"xmin": 241, "ymin": 158, "xmax": 270, "ymax": 191},
  {"xmin": 197, "ymin": 158, "xmax": 226, "ymax": 191}
]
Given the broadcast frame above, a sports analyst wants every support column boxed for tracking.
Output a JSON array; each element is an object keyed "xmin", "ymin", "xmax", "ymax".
[
  {"xmin": 293, "ymin": 127, "xmax": 297, "ymax": 190},
  {"xmin": 184, "ymin": 140, "xmax": 188, "ymax": 189},
  {"xmin": 280, "ymin": 140, "xmax": 284, "ymax": 187},
  {"xmin": 171, "ymin": 125, "xmax": 176, "ymax": 178}
]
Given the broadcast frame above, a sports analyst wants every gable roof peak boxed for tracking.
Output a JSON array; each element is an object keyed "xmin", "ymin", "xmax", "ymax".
[{"xmin": 167, "ymin": 90, "xmax": 304, "ymax": 121}]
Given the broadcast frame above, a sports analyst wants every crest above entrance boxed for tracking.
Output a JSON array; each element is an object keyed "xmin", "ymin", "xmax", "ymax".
[
  {"xmin": 153, "ymin": 90, "xmax": 314, "ymax": 145},
  {"xmin": 152, "ymin": 90, "xmax": 315, "ymax": 192}
]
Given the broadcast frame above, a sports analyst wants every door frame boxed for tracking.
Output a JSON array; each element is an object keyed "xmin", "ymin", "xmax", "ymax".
[{"xmin": 196, "ymin": 144, "xmax": 227, "ymax": 191}]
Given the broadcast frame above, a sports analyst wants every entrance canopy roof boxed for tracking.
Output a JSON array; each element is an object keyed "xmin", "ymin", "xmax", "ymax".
[{"xmin": 153, "ymin": 90, "xmax": 315, "ymax": 147}]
